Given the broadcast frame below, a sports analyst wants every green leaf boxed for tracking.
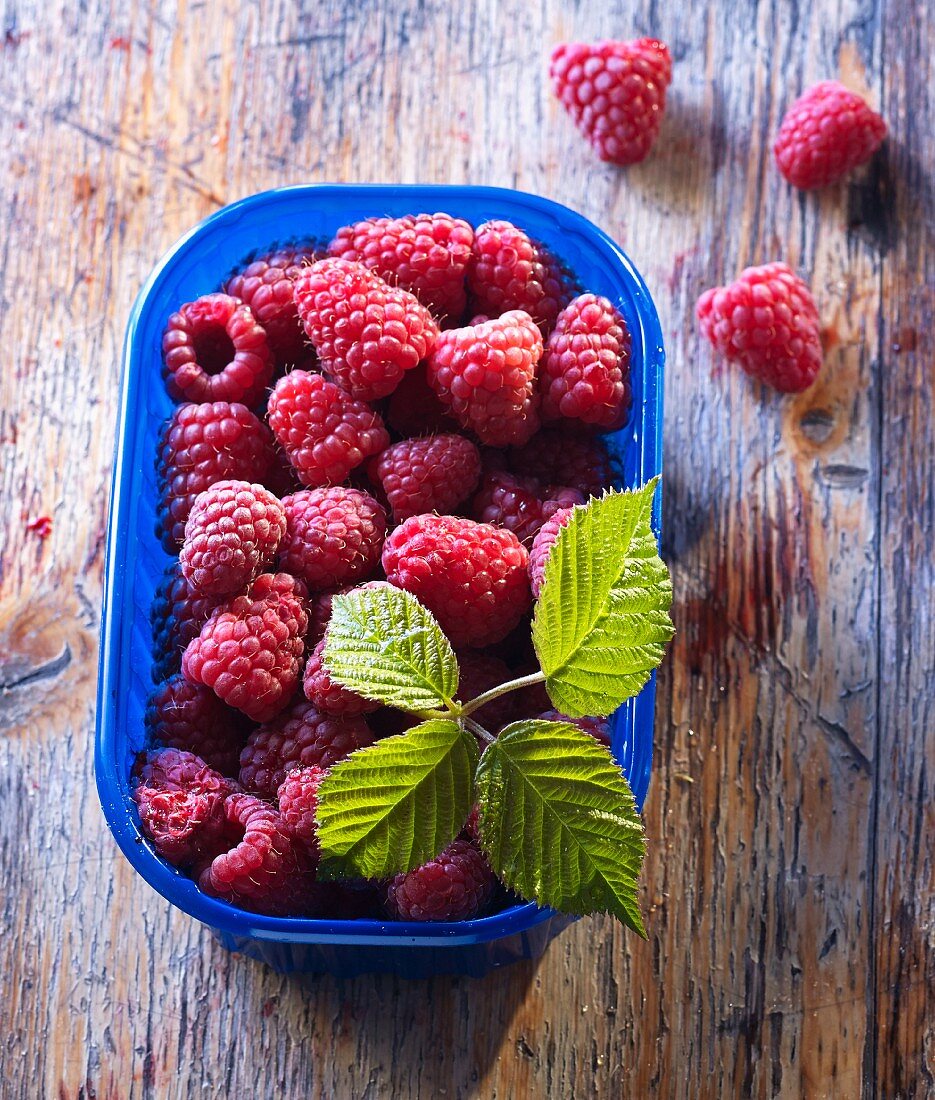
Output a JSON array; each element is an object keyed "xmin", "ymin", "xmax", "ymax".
[
  {"xmin": 474, "ymin": 720, "xmax": 646, "ymax": 935},
  {"xmin": 531, "ymin": 481, "xmax": 674, "ymax": 718},
  {"xmin": 315, "ymin": 718, "xmax": 478, "ymax": 877},
  {"xmin": 323, "ymin": 585, "xmax": 459, "ymax": 713}
]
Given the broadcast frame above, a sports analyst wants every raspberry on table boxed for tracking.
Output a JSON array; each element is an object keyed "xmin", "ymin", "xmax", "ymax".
[
  {"xmin": 328, "ymin": 212, "xmax": 475, "ymax": 323},
  {"xmin": 540, "ymin": 294, "xmax": 631, "ymax": 429},
  {"xmin": 303, "ymin": 637, "xmax": 380, "ymax": 716},
  {"xmin": 385, "ymin": 838, "xmax": 495, "ymax": 921},
  {"xmin": 162, "ymin": 293, "xmax": 274, "ymax": 407},
  {"xmin": 472, "ymin": 470, "xmax": 583, "ymax": 545},
  {"xmin": 182, "ymin": 572, "xmax": 309, "ymax": 723},
  {"xmin": 267, "ymin": 370, "xmax": 390, "ymax": 488},
  {"xmin": 385, "ymin": 364, "xmax": 458, "ymax": 437},
  {"xmin": 277, "ymin": 765, "xmax": 326, "ymax": 851},
  {"xmin": 528, "ymin": 505, "xmax": 576, "ymax": 597},
  {"xmin": 774, "ymin": 81, "xmax": 887, "ymax": 190},
  {"xmin": 145, "ymin": 673, "xmax": 251, "ymax": 776},
  {"xmin": 156, "ymin": 401, "xmax": 274, "ymax": 549},
  {"xmin": 369, "ymin": 433, "xmax": 481, "ymax": 522},
  {"xmin": 382, "ymin": 514, "xmax": 531, "ymax": 646},
  {"xmin": 427, "ymin": 311, "xmax": 543, "ymax": 447},
  {"xmin": 293, "ymin": 258, "xmax": 439, "ymax": 401},
  {"xmin": 180, "ymin": 480, "xmax": 286, "ymax": 597},
  {"xmin": 536, "ymin": 709, "xmax": 612, "ymax": 748},
  {"xmin": 466, "ymin": 220, "xmax": 573, "ymax": 336},
  {"xmin": 278, "ymin": 487, "xmax": 386, "ymax": 590},
  {"xmin": 150, "ymin": 562, "xmax": 223, "ymax": 681},
  {"xmin": 456, "ymin": 650, "xmax": 517, "ymax": 731},
  {"xmin": 510, "ymin": 428, "xmax": 615, "ymax": 498},
  {"xmin": 550, "ymin": 38, "xmax": 673, "ymax": 166},
  {"xmin": 696, "ymin": 262, "xmax": 823, "ymax": 392},
  {"xmin": 239, "ymin": 699, "xmax": 375, "ymax": 798},
  {"xmin": 223, "ymin": 245, "xmax": 321, "ymax": 366}
]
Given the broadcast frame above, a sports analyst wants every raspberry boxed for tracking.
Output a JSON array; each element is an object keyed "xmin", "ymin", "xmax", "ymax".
[
  {"xmin": 306, "ymin": 587, "xmax": 348, "ymax": 647},
  {"xmin": 382, "ymin": 514, "xmax": 531, "ymax": 646},
  {"xmin": 162, "ymin": 293, "xmax": 274, "ymax": 407},
  {"xmin": 385, "ymin": 364, "xmax": 457, "ymax": 437},
  {"xmin": 510, "ymin": 429, "xmax": 614, "ymax": 498},
  {"xmin": 472, "ymin": 471, "xmax": 583, "ymax": 545},
  {"xmin": 528, "ymin": 505, "xmax": 576, "ymax": 597},
  {"xmin": 540, "ymin": 294, "xmax": 631, "ymax": 429},
  {"xmin": 134, "ymin": 746, "xmax": 238, "ymax": 795},
  {"xmin": 369, "ymin": 434, "xmax": 481, "ymax": 522},
  {"xmin": 239, "ymin": 699, "xmax": 375, "ymax": 798},
  {"xmin": 550, "ymin": 38, "xmax": 672, "ymax": 166},
  {"xmin": 277, "ymin": 765, "xmax": 325, "ymax": 850},
  {"xmin": 427, "ymin": 311, "xmax": 542, "ymax": 447},
  {"xmin": 223, "ymin": 246, "xmax": 321, "ymax": 366},
  {"xmin": 696, "ymin": 262, "xmax": 823, "ymax": 393},
  {"xmin": 536, "ymin": 709, "xmax": 612, "ymax": 748},
  {"xmin": 456, "ymin": 650, "xmax": 517, "ymax": 731},
  {"xmin": 199, "ymin": 793, "xmax": 315, "ymax": 915},
  {"xmin": 182, "ymin": 573, "xmax": 309, "ymax": 723},
  {"xmin": 774, "ymin": 81, "xmax": 887, "ymax": 190},
  {"xmin": 156, "ymin": 401, "xmax": 274, "ymax": 549},
  {"xmin": 150, "ymin": 563, "xmax": 223, "ymax": 681},
  {"xmin": 294, "ymin": 258, "xmax": 439, "ymax": 400},
  {"xmin": 145, "ymin": 674, "xmax": 251, "ymax": 776},
  {"xmin": 385, "ymin": 838, "xmax": 495, "ymax": 921},
  {"xmin": 278, "ymin": 487, "xmax": 386, "ymax": 589},
  {"xmin": 328, "ymin": 213, "xmax": 474, "ymax": 323},
  {"xmin": 267, "ymin": 370, "xmax": 390, "ymax": 487},
  {"xmin": 179, "ymin": 480, "xmax": 286, "ymax": 597},
  {"xmin": 303, "ymin": 637, "xmax": 379, "ymax": 716},
  {"xmin": 466, "ymin": 221, "xmax": 572, "ymax": 336}
]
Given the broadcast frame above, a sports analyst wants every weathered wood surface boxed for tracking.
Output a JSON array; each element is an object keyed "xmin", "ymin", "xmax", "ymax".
[{"xmin": 0, "ymin": 1, "xmax": 931, "ymax": 1097}]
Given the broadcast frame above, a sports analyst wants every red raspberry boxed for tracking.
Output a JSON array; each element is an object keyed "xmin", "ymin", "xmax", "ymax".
[
  {"xmin": 550, "ymin": 38, "xmax": 672, "ymax": 166},
  {"xmin": 696, "ymin": 262, "xmax": 823, "ymax": 393},
  {"xmin": 134, "ymin": 746, "xmax": 238, "ymax": 795},
  {"xmin": 466, "ymin": 221, "xmax": 572, "ymax": 336},
  {"xmin": 199, "ymin": 793, "xmax": 315, "ymax": 915},
  {"xmin": 156, "ymin": 401, "xmax": 274, "ymax": 549},
  {"xmin": 328, "ymin": 213, "xmax": 474, "ymax": 323},
  {"xmin": 162, "ymin": 293, "xmax": 274, "ymax": 406},
  {"xmin": 223, "ymin": 246, "xmax": 321, "ymax": 366},
  {"xmin": 510, "ymin": 429, "xmax": 614, "ymax": 498},
  {"xmin": 306, "ymin": 587, "xmax": 348, "ymax": 647},
  {"xmin": 182, "ymin": 573, "xmax": 309, "ymax": 722},
  {"xmin": 303, "ymin": 637, "xmax": 379, "ymax": 716},
  {"xmin": 145, "ymin": 674, "xmax": 251, "ymax": 776},
  {"xmin": 540, "ymin": 294, "xmax": 631, "ymax": 429},
  {"xmin": 528, "ymin": 505, "xmax": 576, "ymax": 597},
  {"xmin": 456, "ymin": 650, "xmax": 517, "ymax": 731},
  {"xmin": 385, "ymin": 364, "xmax": 458, "ymax": 437},
  {"xmin": 536, "ymin": 709, "xmax": 612, "ymax": 748},
  {"xmin": 472, "ymin": 471, "xmax": 583, "ymax": 545},
  {"xmin": 369, "ymin": 434, "xmax": 481, "ymax": 522},
  {"xmin": 294, "ymin": 258, "xmax": 439, "ymax": 401},
  {"xmin": 150, "ymin": 563, "xmax": 223, "ymax": 681},
  {"xmin": 278, "ymin": 487, "xmax": 386, "ymax": 589},
  {"xmin": 180, "ymin": 480, "xmax": 286, "ymax": 597},
  {"xmin": 385, "ymin": 838, "xmax": 495, "ymax": 921},
  {"xmin": 774, "ymin": 81, "xmax": 887, "ymax": 190},
  {"xmin": 277, "ymin": 765, "xmax": 326, "ymax": 850},
  {"xmin": 382, "ymin": 514, "xmax": 531, "ymax": 646},
  {"xmin": 239, "ymin": 699, "xmax": 375, "ymax": 797},
  {"xmin": 427, "ymin": 311, "xmax": 542, "ymax": 447},
  {"xmin": 267, "ymin": 370, "xmax": 390, "ymax": 487}
]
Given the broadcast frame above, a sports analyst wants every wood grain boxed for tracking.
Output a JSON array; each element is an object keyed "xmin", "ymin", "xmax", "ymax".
[{"xmin": 0, "ymin": 1, "xmax": 931, "ymax": 1097}]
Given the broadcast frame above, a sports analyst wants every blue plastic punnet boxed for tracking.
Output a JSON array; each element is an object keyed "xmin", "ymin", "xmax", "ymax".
[{"xmin": 95, "ymin": 184, "xmax": 665, "ymax": 979}]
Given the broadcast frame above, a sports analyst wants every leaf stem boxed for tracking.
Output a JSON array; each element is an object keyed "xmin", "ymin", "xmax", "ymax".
[
  {"xmin": 462, "ymin": 716, "xmax": 496, "ymax": 745},
  {"xmin": 460, "ymin": 671, "xmax": 546, "ymax": 717}
]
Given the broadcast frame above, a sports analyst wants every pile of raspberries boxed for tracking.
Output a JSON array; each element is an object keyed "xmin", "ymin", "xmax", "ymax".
[{"xmin": 140, "ymin": 211, "xmax": 620, "ymax": 922}]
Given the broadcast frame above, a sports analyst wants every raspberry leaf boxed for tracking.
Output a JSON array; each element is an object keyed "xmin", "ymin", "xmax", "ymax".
[
  {"xmin": 315, "ymin": 718, "xmax": 478, "ymax": 877},
  {"xmin": 324, "ymin": 586, "xmax": 459, "ymax": 713},
  {"xmin": 474, "ymin": 719, "xmax": 646, "ymax": 934},
  {"xmin": 531, "ymin": 481, "xmax": 674, "ymax": 717}
]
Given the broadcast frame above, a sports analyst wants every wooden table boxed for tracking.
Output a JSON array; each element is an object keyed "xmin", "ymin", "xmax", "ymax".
[{"xmin": 1, "ymin": 2, "xmax": 931, "ymax": 1097}]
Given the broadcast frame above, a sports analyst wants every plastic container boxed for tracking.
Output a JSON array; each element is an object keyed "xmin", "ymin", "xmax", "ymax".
[{"xmin": 95, "ymin": 184, "xmax": 664, "ymax": 979}]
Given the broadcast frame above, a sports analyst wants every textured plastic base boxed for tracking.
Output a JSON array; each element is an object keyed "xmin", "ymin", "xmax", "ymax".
[{"xmin": 95, "ymin": 185, "xmax": 664, "ymax": 978}]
